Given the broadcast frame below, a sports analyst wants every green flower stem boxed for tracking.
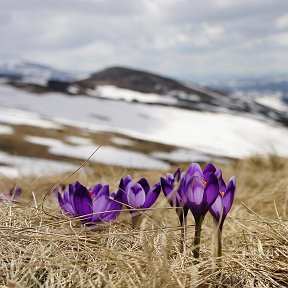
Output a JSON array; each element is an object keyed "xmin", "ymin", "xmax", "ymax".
[
  {"xmin": 217, "ymin": 225, "xmax": 222, "ymax": 258},
  {"xmin": 213, "ymin": 220, "xmax": 223, "ymax": 258},
  {"xmin": 131, "ymin": 213, "xmax": 141, "ymax": 229},
  {"xmin": 193, "ymin": 217, "xmax": 204, "ymax": 258},
  {"xmin": 179, "ymin": 213, "xmax": 187, "ymax": 253}
]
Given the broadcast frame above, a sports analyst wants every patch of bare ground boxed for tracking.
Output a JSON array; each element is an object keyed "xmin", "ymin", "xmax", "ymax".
[
  {"xmin": 0, "ymin": 123, "xmax": 176, "ymax": 164},
  {"xmin": 0, "ymin": 156, "xmax": 287, "ymax": 287}
]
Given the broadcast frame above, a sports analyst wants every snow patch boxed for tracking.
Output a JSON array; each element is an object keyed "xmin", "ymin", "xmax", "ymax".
[
  {"xmin": 0, "ymin": 124, "xmax": 14, "ymax": 135},
  {"xmin": 66, "ymin": 136, "xmax": 93, "ymax": 145},
  {"xmin": 24, "ymin": 134, "xmax": 168, "ymax": 169},
  {"xmin": 0, "ymin": 108, "xmax": 61, "ymax": 129},
  {"xmin": 255, "ymin": 93, "xmax": 288, "ymax": 112},
  {"xmin": 89, "ymin": 85, "xmax": 177, "ymax": 105},
  {"xmin": 50, "ymin": 143, "xmax": 169, "ymax": 170},
  {"xmin": 152, "ymin": 149, "xmax": 211, "ymax": 163},
  {"xmin": 25, "ymin": 135, "xmax": 63, "ymax": 147},
  {"xmin": 67, "ymin": 85, "xmax": 80, "ymax": 95},
  {"xmin": 111, "ymin": 137, "xmax": 134, "ymax": 146},
  {"xmin": 0, "ymin": 151, "xmax": 78, "ymax": 178}
]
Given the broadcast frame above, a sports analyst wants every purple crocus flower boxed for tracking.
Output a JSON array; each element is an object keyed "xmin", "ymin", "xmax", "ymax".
[
  {"xmin": 203, "ymin": 163, "xmax": 236, "ymax": 257},
  {"xmin": 209, "ymin": 171, "xmax": 236, "ymax": 230},
  {"xmin": 202, "ymin": 162, "xmax": 236, "ymax": 228},
  {"xmin": 181, "ymin": 163, "xmax": 219, "ymax": 223},
  {"xmin": 0, "ymin": 187, "xmax": 22, "ymax": 202},
  {"xmin": 179, "ymin": 163, "xmax": 219, "ymax": 258},
  {"xmin": 57, "ymin": 181, "xmax": 122, "ymax": 224},
  {"xmin": 118, "ymin": 175, "xmax": 161, "ymax": 227},
  {"xmin": 161, "ymin": 168, "xmax": 188, "ymax": 223},
  {"xmin": 161, "ymin": 168, "xmax": 188, "ymax": 252}
]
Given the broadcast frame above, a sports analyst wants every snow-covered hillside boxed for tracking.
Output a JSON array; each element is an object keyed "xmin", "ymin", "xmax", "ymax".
[
  {"xmin": 210, "ymin": 76, "xmax": 288, "ymax": 113},
  {"xmin": 0, "ymin": 60, "xmax": 75, "ymax": 86},
  {"xmin": 0, "ymin": 62, "xmax": 288, "ymax": 176},
  {"xmin": 1, "ymin": 82, "xmax": 288, "ymax": 177}
]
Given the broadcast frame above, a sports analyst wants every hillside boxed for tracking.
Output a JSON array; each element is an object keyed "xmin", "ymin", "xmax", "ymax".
[
  {"xmin": 1, "ymin": 61, "xmax": 288, "ymax": 177},
  {"xmin": 1, "ymin": 61, "xmax": 287, "ymax": 126},
  {"xmin": 75, "ymin": 66, "xmax": 220, "ymax": 98}
]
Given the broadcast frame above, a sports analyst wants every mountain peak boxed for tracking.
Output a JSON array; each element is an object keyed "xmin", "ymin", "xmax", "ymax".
[{"xmin": 77, "ymin": 65, "xmax": 193, "ymax": 95}]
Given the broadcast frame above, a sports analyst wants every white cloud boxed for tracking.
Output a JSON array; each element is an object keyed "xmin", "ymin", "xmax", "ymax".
[
  {"xmin": 275, "ymin": 14, "xmax": 288, "ymax": 29},
  {"xmin": 195, "ymin": 23, "xmax": 224, "ymax": 46},
  {"xmin": 0, "ymin": 0, "xmax": 287, "ymax": 80},
  {"xmin": 202, "ymin": 23, "xmax": 224, "ymax": 38},
  {"xmin": 270, "ymin": 32, "xmax": 288, "ymax": 46}
]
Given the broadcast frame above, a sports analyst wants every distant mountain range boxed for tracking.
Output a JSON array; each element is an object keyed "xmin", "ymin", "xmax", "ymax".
[
  {"xmin": 210, "ymin": 76, "xmax": 288, "ymax": 103},
  {"xmin": 0, "ymin": 61, "xmax": 75, "ymax": 83},
  {"xmin": 0, "ymin": 61, "xmax": 287, "ymax": 126}
]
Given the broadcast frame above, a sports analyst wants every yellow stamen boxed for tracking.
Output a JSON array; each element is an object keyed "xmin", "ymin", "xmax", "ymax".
[
  {"xmin": 202, "ymin": 180, "xmax": 207, "ymax": 187},
  {"xmin": 220, "ymin": 191, "xmax": 225, "ymax": 197}
]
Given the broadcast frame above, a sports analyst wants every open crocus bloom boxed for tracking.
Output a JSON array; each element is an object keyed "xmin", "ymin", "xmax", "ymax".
[
  {"xmin": 0, "ymin": 187, "xmax": 22, "ymax": 202},
  {"xmin": 119, "ymin": 176, "xmax": 161, "ymax": 210},
  {"xmin": 160, "ymin": 168, "xmax": 189, "ymax": 220},
  {"xmin": 203, "ymin": 163, "xmax": 236, "ymax": 229},
  {"xmin": 57, "ymin": 181, "xmax": 122, "ymax": 223},
  {"xmin": 181, "ymin": 163, "xmax": 219, "ymax": 223},
  {"xmin": 209, "ymin": 172, "xmax": 236, "ymax": 230}
]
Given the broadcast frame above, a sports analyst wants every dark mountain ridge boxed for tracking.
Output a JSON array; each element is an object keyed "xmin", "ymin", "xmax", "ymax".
[{"xmin": 77, "ymin": 66, "xmax": 219, "ymax": 95}]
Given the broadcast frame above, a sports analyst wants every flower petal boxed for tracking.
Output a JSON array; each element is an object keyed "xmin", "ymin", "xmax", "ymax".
[
  {"xmin": 166, "ymin": 173, "xmax": 174, "ymax": 185},
  {"xmin": 90, "ymin": 184, "xmax": 103, "ymax": 198},
  {"xmin": 102, "ymin": 193, "xmax": 122, "ymax": 222},
  {"xmin": 187, "ymin": 176, "xmax": 205, "ymax": 205},
  {"xmin": 222, "ymin": 176, "xmax": 236, "ymax": 215},
  {"xmin": 209, "ymin": 194, "xmax": 223, "ymax": 222},
  {"xmin": 92, "ymin": 186, "xmax": 110, "ymax": 222},
  {"xmin": 124, "ymin": 175, "xmax": 133, "ymax": 188},
  {"xmin": 184, "ymin": 163, "xmax": 203, "ymax": 189},
  {"xmin": 65, "ymin": 203, "xmax": 77, "ymax": 216},
  {"xmin": 63, "ymin": 188, "xmax": 70, "ymax": 203},
  {"xmin": 161, "ymin": 177, "xmax": 173, "ymax": 197},
  {"xmin": 203, "ymin": 163, "xmax": 216, "ymax": 180},
  {"xmin": 73, "ymin": 183, "xmax": 93, "ymax": 221},
  {"xmin": 118, "ymin": 178, "xmax": 128, "ymax": 204},
  {"xmin": 173, "ymin": 168, "xmax": 181, "ymax": 181},
  {"xmin": 57, "ymin": 191, "xmax": 67, "ymax": 213},
  {"xmin": 74, "ymin": 181, "xmax": 81, "ymax": 189},
  {"xmin": 187, "ymin": 163, "xmax": 203, "ymax": 178},
  {"xmin": 126, "ymin": 182, "xmax": 146, "ymax": 208},
  {"xmin": 137, "ymin": 178, "xmax": 150, "ymax": 194},
  {"xmin": 161, "ymin": 177, "xmax": 179, "ymax": 207},
  {"xmin": 142, "ymin": 182, "xmax": 161, "ymax": 208},
  {"xmin": 203, "ymin": 173, "xmax": 219, "ymax": 209},
  {"xmin": 215, "ymin": 168, "xmax": 226, "ymax": 192},
  {"xmin": 68, "ymin": 184, "xmax": 76, "ymax": 212}
]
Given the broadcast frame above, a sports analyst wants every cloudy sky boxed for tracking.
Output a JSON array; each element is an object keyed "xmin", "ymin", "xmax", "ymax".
[{"xmin": 0, "ymin": 0, "xmax": 288, "ymax": 81}]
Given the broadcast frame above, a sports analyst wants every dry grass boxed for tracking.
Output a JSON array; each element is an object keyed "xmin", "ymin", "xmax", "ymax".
[{"xmin": 0, "ymin": 156, "xmax": 287, "ymax": 287}]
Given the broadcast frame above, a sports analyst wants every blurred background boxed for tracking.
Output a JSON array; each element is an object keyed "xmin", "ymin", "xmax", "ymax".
[{"xmin": 0, "ymin": 0, "xmax": 288, "ymax": 178}]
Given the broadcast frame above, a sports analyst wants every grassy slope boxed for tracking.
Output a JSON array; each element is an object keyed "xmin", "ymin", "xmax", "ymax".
[{"xmin": 0, "ymin": 156, "xmax": 287, "ymax": 287}]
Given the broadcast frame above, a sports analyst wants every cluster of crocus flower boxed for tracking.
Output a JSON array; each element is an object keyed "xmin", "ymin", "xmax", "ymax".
[
  {"xmin": 0, "ymin": 187, "xmax": 22, "ymax": 202},
  {"xmin": 57, "ymin": 177, "xmax": 161, "ymax": 226},
  {"xmin": 57, "ymin": 181, "xmax": 122, "ymax": 223},
  {"xmin": 161, "ymin": 163, "xmax": 236, "ymax": 257},
  {"xmin": 57, "ymin": 162, "xmax": 236, "ymax": 258}
]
